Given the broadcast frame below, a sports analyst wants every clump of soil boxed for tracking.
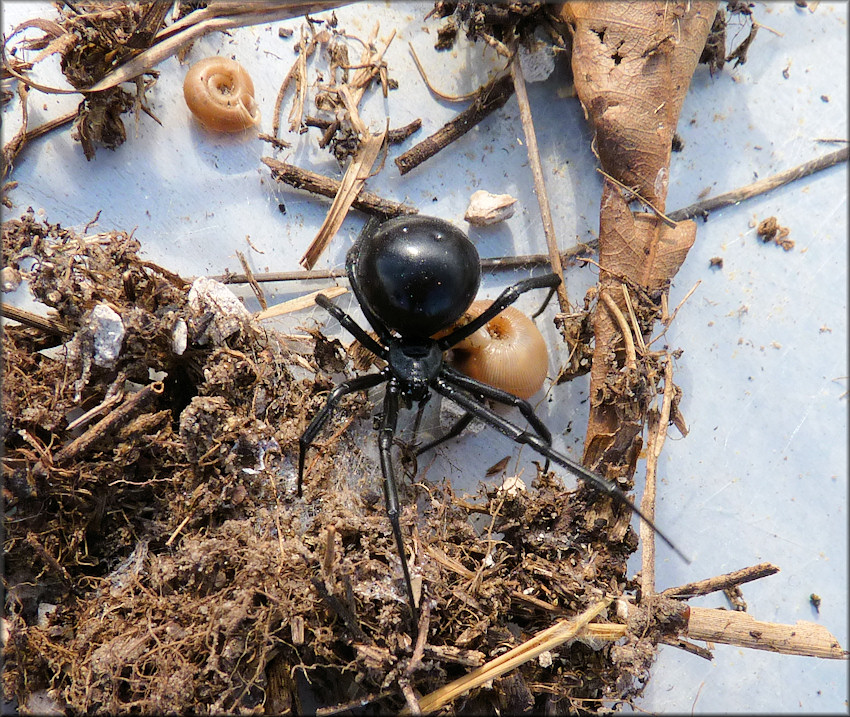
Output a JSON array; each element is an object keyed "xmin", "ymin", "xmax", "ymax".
[
  {"xmin": 3, "ymin": 212, "xmax": 666, "ymax": 714},
  {"xmin": 756, "ymin": 215, "xmax": 794, "ymax": 251},
  {"xmin": 4, "ymin": 2, "xmax": 172, "ymax": 159},
  {"xmin": 431, "ymin": 2, "xmax": 550, "ymax": 49}
]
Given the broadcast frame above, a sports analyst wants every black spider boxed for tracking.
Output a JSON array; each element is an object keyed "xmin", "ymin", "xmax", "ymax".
[{"xmin": 299, "ymin": 215, "xmax": 685, "ymax": 624}]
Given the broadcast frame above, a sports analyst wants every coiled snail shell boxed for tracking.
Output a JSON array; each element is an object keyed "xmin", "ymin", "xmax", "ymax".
[
  {"xmin": 448, "ymin": 300, "xmax": 549, "ymax": 400},
  {"xmin": 183, "ymin": 57, "xmax": 260, "ymax": 132}
]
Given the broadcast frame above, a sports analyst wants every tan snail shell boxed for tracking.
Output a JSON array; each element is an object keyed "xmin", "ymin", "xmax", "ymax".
[
  {"xmin": 183, "ymin": 57, "xmax": 260, "ymax": 132},
  {"xmin": 448, "ymin": 300, "xmax": 549, "ymax": 400}
]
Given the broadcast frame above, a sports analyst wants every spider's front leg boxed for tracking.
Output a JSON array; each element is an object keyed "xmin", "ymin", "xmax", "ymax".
[
  {"xmin": 298, "ymin": 372, "xmax": 389, "ymax": 496},
  {"xmin": 437, "ymin": 273, "xmax": 561, "ymax": 351},
  {"xmin": 315, "ymin": 293, "xmax": 387, "ymax": 359},
  {"xmin": 378, "ymin": 378, "xmax": 420, "ymax": 625},
  {"xmin": 299, "ymin": 292, "xmax": 392, "ymax": 496},
  {"xmin": 431, "ymin": 375, "xmax": 689, "ymax": 563},
  {"xmin": 416, "ymin": 366, "xmax": 552, "ymax": 469}
]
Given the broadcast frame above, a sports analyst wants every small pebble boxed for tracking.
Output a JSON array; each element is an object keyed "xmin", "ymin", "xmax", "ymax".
[
  {"xmin": 89, "ymin": 303, "xmax": 125, "ymax": 367},
  {"xmin": 0, "ymin": 266, "xmax": 21, "ymax": 292},
  {"xmin": 464, "ymin": 190, "xmax": 517, "ymax": 226}
]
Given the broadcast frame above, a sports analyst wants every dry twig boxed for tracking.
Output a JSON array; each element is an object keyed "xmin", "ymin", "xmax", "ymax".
[
  {"xmin": 210, "ymin": 242, "xmax": 598, "ymax": 285},
  {"xmin": 510, "ymin": 49, "xmax": 570, "ymax": 313},
  {"xmin": 0, "ymin": 303, "xmax": 71, "ymax": 335},
  {"xmin": 410, "ymin": 598, "xmax": 613, "ymax": 714},
  {"xmin": 668, "ymin": 146, "xmax": 849, "ymax": 221},
  {"xmin": 261, "ymin": 157, "xmax": 417, "ymax": 218},
  {"xmin": 299, "ymin": 130, "xmax": 387, "ymax": 269},
  {"xmin": 600, "ymin": 292, "xmax": 637, "ymax": 370},
  {"xmin": 236, "ymin": 250, "xmax": 267, "ymax": 311},
  {"xmin": 661, "ymin": 562, "xmax": 781, "ymax": 599},
  {"xmin": 395, "ymin": 73, "xmax": 514, "ymax": 175},
  {"xmin": 255, "ymin": 286, "xmax": 347, "ymax": 320},
  {"xmin": 640, "ymin": 355, "xmax": 676, "ymax": 595},
  {"xmin": 686, "ymin": 607, "xmax": 847, "ymax": 659},
  {"xmin": 88, "ymin": 3, "xmax": 346, "ymax": 93},
  {"xmin": 48, "ymin": 381, "xmax": 164, "ymax": 467}
]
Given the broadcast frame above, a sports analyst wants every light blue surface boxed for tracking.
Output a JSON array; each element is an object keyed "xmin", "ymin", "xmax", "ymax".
[{"xmin": 2, "ymin": 2, "xmax": 847, "ymax": 713}]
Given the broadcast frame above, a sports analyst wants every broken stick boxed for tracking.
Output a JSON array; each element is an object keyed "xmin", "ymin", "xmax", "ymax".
[
  {"xmin": 394, "ymin": 73, "xmax": 514, "ymax": 176},
  {"xmin": 686, "ymin": 606, "xmax": 847, "ymax": 659},
  {"xmin": 262, "ymin": 157, "xmax": 417, "ymax": 218}
]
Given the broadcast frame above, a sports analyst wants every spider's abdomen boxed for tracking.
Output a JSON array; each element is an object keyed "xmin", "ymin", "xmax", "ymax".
[
  {"xmin": 351, "ymin": 216, "xmax": 480, "ymax": 338},
  {"xmin": 449, "ymin": 301, "xmax": 549, "ymax": 399}
]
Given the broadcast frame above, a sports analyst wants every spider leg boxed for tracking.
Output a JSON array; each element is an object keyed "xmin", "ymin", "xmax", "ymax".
[
  {"xmin": 298, "ymin": 370, "xmax": 389, "ymax": 497},
  {"xmin": 378, "ymin": 377, "xmax": 420, "ymax": 624},
  {"xmin": 431, "ymin": 376, "xmax": 689, "ymax": 563},
  {"xmin": 530, "ymin": 284, "xmax": 558, "ymax": 319},
  {"xmin": 315, "ymin": 293, "xmax": 388, "ymax": 359},
  {"xmin": 441, "ymin": 365, "xmax": 552, "ymax": 445},
  {"xmin": 432, "ymin": 365, "xmax": 553, "ymax": 470},
  {"xmin": 438, "ymin": 273, "xmax": 561, "ymax": 351}
]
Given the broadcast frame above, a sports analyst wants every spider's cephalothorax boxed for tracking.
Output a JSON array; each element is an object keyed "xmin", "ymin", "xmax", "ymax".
[
  {"xmin": 385, "ymin": 340, "xmax": 442, "ymax": 402},
  {"xmin": 298, "ymin": 215, "xmax": 686, "ymax": 627}
]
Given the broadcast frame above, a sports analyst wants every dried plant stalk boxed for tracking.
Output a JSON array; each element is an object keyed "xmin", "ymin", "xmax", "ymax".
[
  {"xmin": 255, "ymin": 286, "xmax": 347, "ymax": 320},
  {"xmin": 299, "ymin": 130, "xmax": 386, "ymax": 269},
  {"xmin": 685, "ymin": 607, "xmax": 847, "ymax": 659},
  {"xmin": 87, "ymin": 2, "xmax": 347, "ymax": 93},
  {"xmin": 412, "ymin": 598, "xmax": 613, "ymax": 714},
  {"xmin": 261, "ymin": 157, "xmax": 417, "ymax": 217}
]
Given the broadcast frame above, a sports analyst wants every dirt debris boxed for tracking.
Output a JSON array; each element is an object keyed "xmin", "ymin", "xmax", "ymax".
[
  {"xmin": 3, "ymin": 2, "xmax": 169, "ymax": 160},
  {"xmin": 756, "ymin": 215, "xmax": 794, "ymax": 251},
  {"xmin": 431, "ymin": 2, "xmax": 551, "ymax": 50}
]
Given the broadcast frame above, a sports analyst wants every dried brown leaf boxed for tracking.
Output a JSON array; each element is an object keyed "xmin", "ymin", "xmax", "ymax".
[
  {"xmin": 584, "ymin": 183, "xmax": 696, "ymax": 470},
  {"xmin": 561, "ymin": 1, "xmax": 715, "ymax": 206},
  {"xmin": 598, "ymin": 183, "xmax": 697, "ymax": 289}
]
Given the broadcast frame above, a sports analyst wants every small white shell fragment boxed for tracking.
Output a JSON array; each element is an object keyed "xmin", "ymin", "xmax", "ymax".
[
  {"xmin": 464, "ymin": 190, "xmax": 518, "ymax": 226},
  {"xmin": 497, "ymin": 475, "xmax": 527, "ymax": 497},
  {"xmin": 537, "ymin": 650, "xmax": 553, "ymax": 668},
  {"xmin": 188, "ymin": 276, "xmax": 251, "ymax": 345},
  {"xmin": 172, "ymin": 317, "xmax": 188, "ymax": 355},
  {"xmin": 519, "ymin": 40, "xmax": 556, "ymax": 83},
  {"xmin": 89, "ymin": 303, "xmax": 125, "ymax": 367},
  {"xmin": 0, "ymin": 266, "xmax": 22, "ymax": 292}
]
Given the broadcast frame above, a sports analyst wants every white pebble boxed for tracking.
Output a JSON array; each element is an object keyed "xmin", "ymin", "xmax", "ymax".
[
  {"xmin": 0, "ymin": 266, "xmax": 21, "ymax": 292},
  {"xmin": 89, "ymin": 303, "xmax": 125, "ymax": 367},
  {"xmin": 188, "ymin": 277, "xmax": 251, "ymax": 345},
  {"xmin": 172, "ymin": 317, "xmax": 188, "ymax": 355},
  {"xmin": 464, "ymin": 190, "xmax": 517, "ymax": 226}
]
